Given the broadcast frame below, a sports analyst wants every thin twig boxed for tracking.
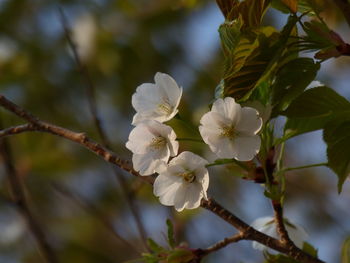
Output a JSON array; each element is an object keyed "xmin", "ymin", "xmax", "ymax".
[
  {"xmin": 53, "ymin": 183, "xmax": 140, "ymax": 253},
  {"xmin": 195, "ymin": 232, "xmax": 245, "ymax": 257},
  {"xmin": 0, "ymin": 95, "xmax": 325, "ymax": 263},
  {"xmin": 0, "ymin": 121, "xmax": 59, "ymax": 263},
  {"xmin": 58, "ymin": 8, "xmax": 149, "ymax": 249}
]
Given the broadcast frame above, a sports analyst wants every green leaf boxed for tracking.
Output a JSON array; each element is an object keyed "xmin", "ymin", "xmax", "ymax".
[
  {"xmin": 223, "ymin": 15, "xmax": 299, "ymax": 101},
  {"xmin": 167, "ymin": 248, "xmax": 195, "ymax": 263},
  {"xmin": 263, "ymin": 251, "xmax": 299, "ymax": 263},
  {"xmin": 166, "ymin": 219, "xmax": 176, "ymax": 249},
  {"xmin": 284, "ymin": 87, "xmax": 350, "ymax": 118},
  {"xmin": 341, "ymin": 237, "xmax": 350, "ymax": 263},
  {"xmin": 271, "ymin": 58, "xmax": 320, "ymax": 115},
  {"xmin": 302, "ymin": 242, "xmax": 318, "ymax": 257},
  {"xmin": 282, "ymin": 86, "xmax": 350, "ymax": 139},
  {"xmin": 323, "ymin": 120, "xmax": 350, "ymax": 193},
  {"xmin": 147, "ymin": 238, "xmax": 165, "ymax": 253},
  {"xmin": 216, "ymin": 0, "xmax": 270, "ymax": 28}
]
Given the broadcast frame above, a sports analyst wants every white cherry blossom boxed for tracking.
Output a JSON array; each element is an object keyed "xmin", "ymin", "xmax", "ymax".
[
  {"xmin": 199, "ymin": 97, "xmax": 262, "ymax": 161},
  {"xmin": 251, "ymin": 216, "xmax": 308, "ymax": 251},
  {"xmin": 153, "ymin": 151, "xmax": 209, "ymax": 212},
  {"xmin": 125, "ymin": 120, "xmax": 179, "ymax": 176},
  {"xmin": 132, "ymin": 72, "xmax": 183, "ymax": 125}
]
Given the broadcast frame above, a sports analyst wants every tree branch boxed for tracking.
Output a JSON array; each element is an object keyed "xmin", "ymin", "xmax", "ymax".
[
  {"xmin": 0, "ymin": 95, "xmax": 325, "ymax": 263},
  {"xmin": 272, "ymin": 201, "xmax": 293, "ymax": 245},
  {"xmin": 58, "ymin": 8, "xmax": 149, "ymax": 250},
  {"xmin": 0, "ymin": 94, "xmax": 154, "ymax": 185},
  {"xmin": 0, "ymin": 122, "xmax": 59, "ymax": 263},
  {"xmin": 195, "ymin": 232, "xmax": 245, "ymax": 258},
  {"xmin": 201, "ymin": 199, "xmax": 324, "ymax": 263}
]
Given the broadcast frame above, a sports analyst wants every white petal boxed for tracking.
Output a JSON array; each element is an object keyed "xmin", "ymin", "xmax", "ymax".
[
  {"xmin": 195, "ymin": 167, "xmax": 209, "ymax": 193},
  {"xmin": 157, "ymin": 179, "xmax": 182, "ymax": 206},
  {"xmin": 251, "ymin": 216, "xmax": 274, "ymax": 229},
  {"xmin": 172, "ymin": 151, "xmax": 208, "ymax": 171},
  {"xmin": 153, "ymin": 173, "xmax": 182, "ymax": 197},
  {"xmin": 232, "ymin": 135, "xmax": 261, "ymax": 161},
  {"xmin": 174, "ymin": 185, "xmax": 188, "ymax": 212},
  {"xmin": 183, "ymin": 183, "xmax": 203, "ymax": 209},
  {"xmin": 200, "ymin": 109, "xmax": 230, "ymax": 129},
  {"xmin": 213, "ymin": 137, "xmax": 237, "ymax": 159},
  {"xmin": 286, "ymin": 223, "xmax": 308, "ymax": 248},
  {"xmin": 154, "ymin": 72, "xmax": 182, "ymax": 108},
  {"xmin": 236, "ymin": 107, "xmax": 263, "ymax": 135},
  {"xmin": 211, "ymin": 97, "xmax": 241, "ymax": 123},
  {"xmin": 163, "ymin": 127, "xmax": 179, "ymax": 157},
  {"xmin": 132, "ymin": 153, "xmax": 162, "ymax": 175},
  {"xmin": 132, "ymin": 145, "xmax": 170, "ymax": 175},
  {"xmin": 132, "ymin": 83, "xmax": 162, "ymax": 112},
  {"xmin": 126, "ymin": 125, "xmax": 155, "ymax": 154}
]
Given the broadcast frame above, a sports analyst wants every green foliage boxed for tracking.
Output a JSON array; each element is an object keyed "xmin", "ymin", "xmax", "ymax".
[
  {"xmin": 221, "ymin": 15, "xmax": 299, "ymax": 101},
  {"xmin": 324, "ymin": 121, "xmax": 350, "ymax": 193},
  {"xmin": 341, "ymin": 237, "xmax": 350, "ymax": 263},
  {"xmin": 216, "ymin": 0, "xmax": 270, "ymax": 27},
  {"xmin": 263, "ymin": 243, "xmax": 317, "ymax": 262},
  {"xmin": 281, "ymin": 86, "xmax": 350, "ymax": 192},
  {"xmin": 271, "ymin": 58, "xmax": 320, "ymax": 116},
  {"xmin": 282, "ymin": 86, "xmax": 350, "ymax": 138},
  {"xmin": 166, "ymin": 219, "xmax": 176, "ymax": 249}
]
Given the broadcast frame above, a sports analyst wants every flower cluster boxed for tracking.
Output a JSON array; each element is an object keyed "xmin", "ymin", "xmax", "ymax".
[{"xmin": 126, "ymin": 72, "xmax": 263, "ymax": 211}]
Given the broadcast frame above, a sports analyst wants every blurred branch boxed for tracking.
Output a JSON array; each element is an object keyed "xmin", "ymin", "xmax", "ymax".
[
  {"xmin": 0, "ymin": 95, "xmax": 324, "ymax": 263},
  {"xmin": 58, "ymin": 7, "xmax": 149, "ymax": 250},
  {"xmin": 0, "ymin": 121, "xmax": 58, "ymax": 263},
  {"xmin": 334, "ymin": 0, "xmax": 350, "ymax": 28},
  {"xmin": 53, "ymin": 184, "xmax": 140, "ymax": 253}
]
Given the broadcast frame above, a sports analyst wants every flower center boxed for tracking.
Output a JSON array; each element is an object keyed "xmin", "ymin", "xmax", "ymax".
[
  {"xmin": 157, "ymin": 101, "xmax": 173, "ymax": 115},
  {"xmin": 150, "ymin": 136, "xmax": 167, "ymax": 149},
  {"xmin": 221, "ymin": 126, "xmax": 237, "ymax": 139},
  {"xmin": 179, "ymin": 171, "xmax": 196, "ymax": 183}
]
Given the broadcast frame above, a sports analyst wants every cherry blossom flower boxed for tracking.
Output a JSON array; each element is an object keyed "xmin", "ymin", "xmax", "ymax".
[
  {"xmin": 125, "ymin": 120, "xmax": 179, "ymax": 176},
  {"xmin": 153, "ymin": 151, "xmax": 209, "ymax": 212},
  {"xmin": 251, "ymin": 216, "xmax": 308, "ymax": 251},
  {"xmin": 132, "ymin": 72, "xmax": 183, "ymax": 125},
  {"xmin": 199, "ymin": 97, "xmax": 262, "ymax": 161}
]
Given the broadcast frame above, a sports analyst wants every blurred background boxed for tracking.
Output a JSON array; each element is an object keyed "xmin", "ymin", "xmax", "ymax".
[{"xmin": 0, "ymin": 0, "xmax": 349, "ymax": 262}]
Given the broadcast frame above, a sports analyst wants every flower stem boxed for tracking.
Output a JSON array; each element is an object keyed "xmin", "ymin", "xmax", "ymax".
[{"xmin": 282, "ymin": 162, "xmax": 328, "ymax": 172}]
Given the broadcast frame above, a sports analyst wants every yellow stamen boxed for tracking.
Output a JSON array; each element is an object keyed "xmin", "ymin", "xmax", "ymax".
[
  {"xmin": 221, "ymin": 126, "xmax": 236, "ymax": 139},
  {"xmin": 157, "ymin": 101, "xmax": 172, "ymax": 115},
  {"xmin": 178, "ymin": 171, "xmax": 196, "ymax": 183},
  {"xmin": 150, "ymin": 136, "xmax": 166, "ymax": 149}
]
